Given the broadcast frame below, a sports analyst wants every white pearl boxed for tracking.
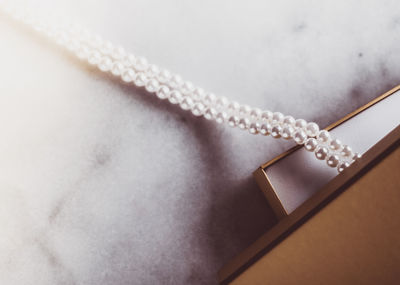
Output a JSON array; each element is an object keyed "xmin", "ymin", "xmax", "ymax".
[
  {"xmin": 134, "ymin": 73, "xmax": 148, "ymax": 87},
  {"xmin": 295, "ymin": 119, "xmax": 307, "ymax": 130},
  {"xmin": 216, "ymin": 97, "xmax": 229, "ymax": 108},
  {"xmin": 90, "ymin": 35, "xmax": 104, "ymax": 49},
  {"xmin": 98, "ymin": 57, "xmax": 112, "ymax": 72},
  {"xmin": 293, "ymin": 129, "xmax": 307, "ymax": 144},
  {"xmin": 352, "ymin": 153, "xmax": 362, "ymax": 160},
  {"xmin": 204, "ymin": 108, "xmax": 217, "ymax": 120},
  {"xmin": 66, "ymin": 39, "xmax": 80, "ymax": 52},
  {"xmin": 145, "ymin": 79, "xmax": 159, "ymax": 93},
  {"xmin": 228, "ymin": 115, "xmax": 239, "ymax": 127},
  {"xmin": 146, "ymin": 64, "xmax": 160, "ymax": 78},
  {"xmin": 169, "ymin": 90, "xmax": 183, "ymax": 104},
  {"xmin": 306, "ymin": 122, "xmax": 319, "ymax": 137},
  {"xmin": 259, "ymin": 123, "xmax": 271, "ymax": 135},
  {"xmin": 169, "ymin": 74, "xmax": 183, "ymax": 88},
  {"xmin": 111, "ymin": 61, "xmax": 125, "ymax": 76},
  {"xmin": 88, "ymin": 50, "xmax": 101, "ymax": 65},
  {"xmin": 315, "ymin": 146, "xmax": 329, "ymax": 160},
  {"xmin": 228, "ymin": 101, "xmax": 240, "ymax": 113},
  {"xmin": 250, "ymin": 108, "xmax": 262, "ymax": 120},
  {"xmin": 239, "ymin": 105, "xmax": 251, "ymax": 116},
  {"xmin": 283, "ymin": 115, "xmax": 296, "ymax": 126},
  {"xmin": 204, "ymin": 93, "xmax": 217, "ymax": 106},
  {"xmin": 326, "ymin": 154, "xmax": 340, "ymax": 167},
  {"xmin": 340, "ymin": 145, "xmax": 353, "ymax": 157},
  {"xmin": 249, "ymin": 123, "xmax": 260, "ymax": 134},
  {"xmin": 181, "ymin": 81, "xmax": 194, "ymax": 95},
  {"xmin": 157, "ymin": 69, "xmax": 172, "ymax": 83},
  {"xmin": 261, "ymin": 110, "xmax": 273, "ymax": 122},
  {"xmin": 281, "ymin": 125, "xmax": 295, "ymax": 140},
  {"xmin": 215, "ymin": 112, "xmax": 228, "ymax": 124},
  {"xmin": 156, "ymin": 85, "xmax": 170, "ymax": 100},
  {"xmin": 121, "ymin": 68, "xmax": 136, "ymax": 83},
  {"xmin": 111, "ymin": 46, "xmax": 126, "ymax": 60},
  {"xmin": 272, "ymin": 112, "xmax": 284, "ymax": 124},
  {"xmin": 317, "ymin": 130, "xmax": 331, "ymax": 143},
  {"xmin": 100, "ymin": 40, "xmax": 113, "ymax": 55},
  {"xmin": 305, "ymin": 138, "xmax": 318, "ymax": 152},
  {"xmin": 330, "ymin": 139, "xmax": 342, "ymax": 151},
  {"xmin": 238, "ymin": 118, "xmax": 250, "ymax": 129},
  {"xmin": 337, "ymin": 161, "xmax": 350, "ymax": 173},
  {"xmin": 192, "ymin": 102, "xmax": 205, "ymax": 117},
  {"xmin": 180, "ymin": 97, "xmax": 194, "ymax": 110},
  {"xmin": 124, "ymin": 54, "xmax": 136, "ymax": 67},
  {"xmin": 192, "ymin": 88, "xmax": 205, "ymax": 101},
  {"xmin": 271, "ymin": 125, "xmax": 282, "ymax": 138},
  {"xmin": 134, "ymin": 56, "xmax": 148, "ymax": 71}
]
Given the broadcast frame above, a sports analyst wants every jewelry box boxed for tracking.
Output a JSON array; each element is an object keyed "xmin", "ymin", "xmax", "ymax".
[
  {"xmin": 254, "ymin": 85, "xmax": 400, "ymax": 219},
  {"xmin": 218, "ymin": 86, "xmax": 400, "ymax": 284}
]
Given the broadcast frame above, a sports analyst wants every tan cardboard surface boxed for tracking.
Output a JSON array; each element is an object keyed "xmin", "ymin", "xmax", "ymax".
[{"xmin": 230, "ymin": 136, "xmax": 400, "ymax": 284}]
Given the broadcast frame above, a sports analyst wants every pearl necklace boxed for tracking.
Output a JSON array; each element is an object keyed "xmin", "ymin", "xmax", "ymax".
[{"xmin": 1, "ymin": 4, "xmax": 362, "ymax": 173}]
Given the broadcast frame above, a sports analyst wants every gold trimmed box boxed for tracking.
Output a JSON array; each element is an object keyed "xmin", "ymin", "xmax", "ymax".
[{"xmin": 219, "ymin": 124, "xmax": 400, "ymax": 285}]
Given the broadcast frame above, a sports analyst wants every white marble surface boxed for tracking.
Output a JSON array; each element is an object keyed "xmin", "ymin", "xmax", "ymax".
[{"xmin": 1, "ymin": 1, "xmax": 400, "ymax": 284}]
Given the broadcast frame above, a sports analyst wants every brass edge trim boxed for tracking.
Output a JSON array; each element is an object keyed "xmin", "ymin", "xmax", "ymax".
[
  {"xmin": 260, "ymin": 145, "xmax": 302, "ymax": 169},
  {"xmin": 253, "ymin": 167, "xmax": 288, "ymax": 219},
  {"xmin": 324, "ymin": 84, "xmax": 400, "ymax": 130}
]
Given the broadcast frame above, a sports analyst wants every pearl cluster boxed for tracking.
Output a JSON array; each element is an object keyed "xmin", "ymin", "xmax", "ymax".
[{"xmin": 1, "ymin": 4, "xmax": 361, "ymax": 173}]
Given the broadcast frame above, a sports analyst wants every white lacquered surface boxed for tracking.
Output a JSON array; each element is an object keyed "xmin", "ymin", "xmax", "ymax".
[{"xmin": 1, "ymin": 0, "xmax": 400, "ymax": 284}]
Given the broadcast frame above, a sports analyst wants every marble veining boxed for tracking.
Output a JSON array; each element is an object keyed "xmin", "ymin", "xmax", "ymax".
[{"xmin": 1, "ymin": 0, "xmax": 400, "ymax": 284}]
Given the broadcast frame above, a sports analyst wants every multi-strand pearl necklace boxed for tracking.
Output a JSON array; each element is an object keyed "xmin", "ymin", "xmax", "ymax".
[{"xmin": 1, "ymin": 4, "xmax": 361, "ymax": 173}]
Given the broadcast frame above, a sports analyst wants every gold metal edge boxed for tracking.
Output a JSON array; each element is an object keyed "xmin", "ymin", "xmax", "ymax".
[
  {"xmin": 324, "ymin": 84, "xmax": 400, "ymax": 130},
  {"xmin": 253, "ymin": 167, "xmax": 288, "ymax": 219}
]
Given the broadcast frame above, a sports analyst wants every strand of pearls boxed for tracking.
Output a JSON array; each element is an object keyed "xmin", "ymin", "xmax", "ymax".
[{"xmin": 0, "ymin": 4, "xmax": 361, "ymax": 173}]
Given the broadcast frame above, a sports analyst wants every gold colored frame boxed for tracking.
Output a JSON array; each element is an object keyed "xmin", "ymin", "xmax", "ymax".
[{"xmin": 253, "ymin": 84, "xmax": 400, "ymax": 219}]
